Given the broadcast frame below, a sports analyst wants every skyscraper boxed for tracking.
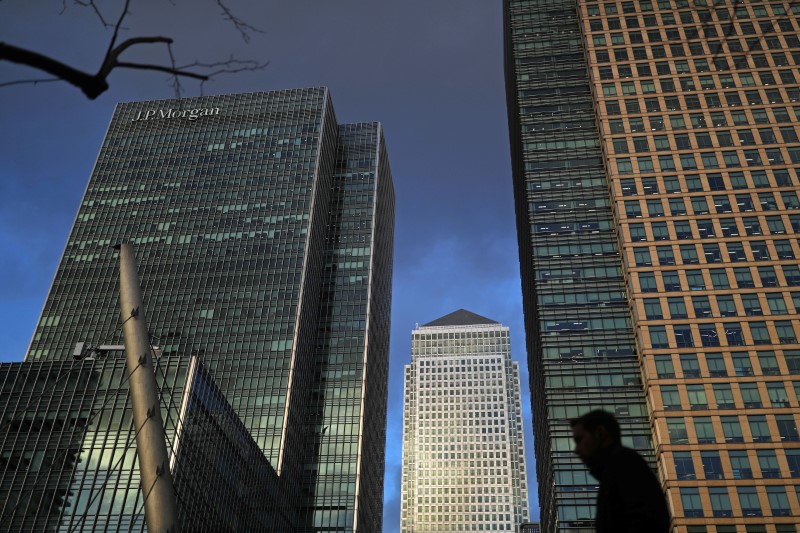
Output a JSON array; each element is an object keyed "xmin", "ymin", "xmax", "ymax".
[
  {"xmin": 4, "ymin": 88, "xmax": 394, "ymax": 532},
  {"xmin": 400, "ymin": 309, "xmax": 530, "ymax": 532},
  {"xmin": 506, "ymin": 1, "xmax": 800, "ymax": 532}
]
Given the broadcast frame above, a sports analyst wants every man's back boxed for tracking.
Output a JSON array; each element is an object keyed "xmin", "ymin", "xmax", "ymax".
[{"xmin": 591, "ymin": 445, "xmax": 670, "ymax": 533}]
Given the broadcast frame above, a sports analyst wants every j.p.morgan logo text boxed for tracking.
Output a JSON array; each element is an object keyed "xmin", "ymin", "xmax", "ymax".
[{"xmin": 132, "ymin": 107, "xmax": 220, "ymax": 122}]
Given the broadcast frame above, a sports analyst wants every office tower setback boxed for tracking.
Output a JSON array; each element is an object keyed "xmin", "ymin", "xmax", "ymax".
[
  {"xmin": 506, "ymin": 1, "xmax": 800, "ymax": 532},
  {"xmin": 2, "ymin": 88, "xmax": 394, "ymax": 532},
  {"xmin": 400, "ymin": 309, "xmax": 530, "ymax": 532}
]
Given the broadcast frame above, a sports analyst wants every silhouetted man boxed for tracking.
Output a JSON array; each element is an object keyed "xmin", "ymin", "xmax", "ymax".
[{"xmin": 571, "ymin": 410, "xmax": 670, "ymax": 533}]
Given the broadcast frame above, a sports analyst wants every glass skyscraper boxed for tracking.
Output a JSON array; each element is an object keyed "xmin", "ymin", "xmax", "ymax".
[
  {"xmin": 2, "ymin": 88, "xmax": 394, "ymax": 532},
  {"xmin": 506, "ymin": 1, "xmax": 800, "ymax": 532},
  {"xmin": 400, "ymin": 309, "xmax": 530, "ymax": 532}
]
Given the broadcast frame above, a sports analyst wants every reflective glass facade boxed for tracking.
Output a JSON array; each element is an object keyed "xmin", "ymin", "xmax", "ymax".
[
  {"xmin": 0, "ymin": 357, "xmax": 291, "ymax": 532},
  {"xmin": 504, "ymin": 1, "xmax": 654, "ymax": 531},
  {"xmin": 506, "ymin": 1, "xmax": 800, "ymax": 532},
  {"xmin": 400, "ymin": 310, "xmax": 530, "ymax": 532},
  {"xmin": 4, "ymin": 89, "xmax": 394, "ymax": 531}
]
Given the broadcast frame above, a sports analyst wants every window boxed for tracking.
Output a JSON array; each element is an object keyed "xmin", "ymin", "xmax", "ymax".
[
  {"xmin": 650, "ymin": 326, "xmax": 669, "ymax": 349},
  {"xmin": 734, "ymin": 267, "xmax": 755, "ymax": 288},
  {"xmin": 730, "ymin": 450, "xmax": 753, "ymax": 479},
  {"xmin": 714, "ymin": 383, "xmax": 735, "ymax": 409},
  {"xmin": 699, "ymin": 324, "xmax": 719, "ymax": 346},
  {"xmin": 721, "ymin": 415, "xmax": 744, "ymax": 443},
  {"xmin": 757, "ymin": 450, "xmax": 781, "ymax": 479},
  {"xmin": 767, "ymin": 383, "xmax": 790, "ymax": 407},
  {"xmin": 646, "ymin": 199, "xmax": 664, "ymax": 216},
  {"xmin": 629, "ymin": 223, "xmax": 646, "ymax": 241},
  {"xmin": 694, "ymin": 416, "xmax": 717, "ymax": 442},
  {"xmin": 786, "ymin": 449, "xmax": 800, "ymax": 477},
  {"xmin": 727, "ymin": 242, "xmax": 747, "ymax": 262},
  {"xmin": 674, "ymin": 451, "xmax": 695, "ymax": 480},
  {"xmin": 691, "ymin": 197, "xmax": 710, "ymax": 214},
  {"xmin": 758, "ymin": 351, "xmax": 780, "ymax": 376},
  {"xmin": 737, "ymin": 194, "xmax": 756, "ymax": 212},
  {"xmin": 783, "ymin": 265, "xmax": 800, "ymax": 286},
  {"xmin": 776, "ymin": 321, "xmax": 797, "ymax": 343},
  {"xmin": 639, "ymin": 272, "xmax": 657, "ymax": 292},
  {"xmin": 661, "ymin": 385, "xmax": 681, "ymax": 410},
  {"xmin": 678, "ymin": 354, "xmax": 699, "ymax": 378},
  {"xmin": 750, "ymin": 321, "xmax": 772, "ymax": 345},
  {"xmin": 650, "ymin": 222, "xmax": 669, "ymax": 241},
  {"xmin": 675, "ymin": 220, "xmax": 693, "ymax": 239},
  {"xmin": 750, "ymin": 240, "xmax": 772, "ymax": 261},
  {"xmin": 740, "ymin": 382, "xmax": 762, "ymax": 408},
  {"xmin": 710, "ymin": 269, "xmax": 730, "ymax": 289},
  {"xmin": 662, "ymin": 271, "xmax": 681, "ymax": 291},
  {"xmin": 634, "ymin": 248, "xmax": 652, "ymax": 266},
  {"xmin": 749, "ymin": 415, "xmax": 772, "ymax": 443},
  {"xmin": 766, "ymin": 294, "xmax": 788, "ymax": 316},
  {"xmin": 686, "ymin": 270, "xmax": 705, "ymax": 290},
  {"xmin": 732, "ymin": 352, "xmax": 754, "ymax": 376},
  {"xmin": 716, "ymin": 294, "xmax": 737, "ymax": 316},
  {"xmin": 680, "ymin": 244, "xmax": 699, "ymax": 264},
  {"xmin": 644, "ymin": 298, "xmax": 664, "ymax": 319},
  {"xmin": 737, "ymin": 486, "xmax": 762, "ymax": 517},
  {"xmin": 681, "ymin": 488, "xmax": 704, "ymax": 518},
  {"xmin": 726, "ymin": 322, "xmax": 745, "ymax": 346},
  {"xmin": 706, "ymin": 353, "xmax": 726, "ymax": 377},
  {"xmin": 767, "ymin": 486, "xmax": 791, "ymax": 516},
  {"xmin": 708, "ymin": 487, "xmax": 732, "ymax": 518},
  {"xmin": 654, "ymin": 354, "xmax": 674, "ymax": 378},
  {"xmin": 696, "ymin": 219, "xmax": 715, "ymax": 238},
  {"xmin": 687, "ymin": 384, "xmax": 708, "ymax": 409},
  {"xmin": 742, "ymin": 294, "xmax": 763, "ymax": 316},
  {"xmin": 759, "ymin": 192, "xmax": 779, "ymax": 211},
  {"xmin": 674, "ymin": 324, "xmax": 694, "ymax": 348},
  {"xmin": 691, "ymin": 296, "xmax": 710, "ymax": 318},
  {"xmin": 778, "ymin": 415, "xmax": 800, "ymax": 441},
  {"xmin": 657, "ymin": 246, "xmax": 675, "ymax": 265},
  {"xmin": 668, "ymin": 418, "xmax": 688, "ymax": 443},
  {"xmin": 759, "ymin": 266, "xmax": 779, "ymax": 287}
]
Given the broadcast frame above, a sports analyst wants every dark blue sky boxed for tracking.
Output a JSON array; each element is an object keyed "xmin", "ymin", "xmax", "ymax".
[{"xmin": 0, "ymin": 1, "xmax": 539, "ymax": 528}]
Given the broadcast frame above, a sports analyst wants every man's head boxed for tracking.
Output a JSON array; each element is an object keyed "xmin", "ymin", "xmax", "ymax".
[{"xmin": 570, "ymin": 410, "xmax": 621, "ymax": 465}]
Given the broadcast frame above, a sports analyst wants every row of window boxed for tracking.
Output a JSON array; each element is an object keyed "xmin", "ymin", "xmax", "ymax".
[
  {"xmin": 609, "ymin": 107, "xmax": 800, "ymax": 135},
  {"xmin": 672, "ymin": 448, "xmax": 800, "ymax": 481},
  {"xmin": 659, "ymin": 381, "xmax": 800, "ymax": 411},
  {"xmin": 607, "ymin": 86, "xmax": 800, "ymax": 115},
  {"xmin": 586, "ymin": 1, "xmax": 796, "ymax": 19},
  {"xmin": 679, "ymin": 484, "xmax": 796, "ymax": 518},
  {"xmin": 630, "ymin": 216, "xmax": 800, "ymax": 241},
  {"xmin": 643, "ymin": 292, "xmax": 799, "ymax": 321},
  {"xmin": 648, "ymin": 320, "xmax": 798, "ymax": 349},
  {"xmin": 617, "ymin": 147, "xmax": 800, "ymax": 174},
  {"xmin": 613, "ymin": 127, "xmax": 799, "ymax": 154},
  {"xmin": 665, "ymin": 414, "xmax": 799, "ymax": 444},
  {"xmin": 653, "ymin": 350, "xmax": 797, "ymax": 379},
  {"xmin": 636, "ymin": 265, "xmax": 800, "ymax": 292},
  {"xmin": 632, "ymin": 240, "xmax": 800, "ymax": 266},
  {"xmin": 621, "ymin": 170, "xmax": 797, "ymax": 195}
]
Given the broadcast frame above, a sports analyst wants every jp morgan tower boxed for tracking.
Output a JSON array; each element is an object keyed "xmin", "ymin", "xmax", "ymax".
[{"xmin": 0, "ymin": 88, "xmax": 394, "ymax": 532}]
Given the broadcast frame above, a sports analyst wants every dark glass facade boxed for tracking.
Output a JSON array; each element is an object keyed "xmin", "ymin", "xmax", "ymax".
[
  {"xmin": 5, "ymin": 89, "xmax": 394, "ymax": 531},
  {"xmin": 504, "ymin": 1, "xmax": 657, "ymax": 531}
]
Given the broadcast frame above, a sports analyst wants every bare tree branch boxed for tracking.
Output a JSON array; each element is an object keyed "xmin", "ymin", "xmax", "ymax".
[
  {"xmin": 0, "ymin": 78, "xmax": 62, "ymax": 90},
  {"xmin": 61, "ymin": 0, "xmax": 113, "ymax": 27},
  {"xmin": 0, "ymin": 0, "xmax": 268, "ymax": 100},
  {"xmin": 216, "ymin": 0, "xmax": 263, "ymax": 43}
]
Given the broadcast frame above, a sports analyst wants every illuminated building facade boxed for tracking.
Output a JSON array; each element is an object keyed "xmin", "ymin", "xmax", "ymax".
[{"xmin": 400, "ymin": 309, "xmax": 530, "ymax": 532}]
